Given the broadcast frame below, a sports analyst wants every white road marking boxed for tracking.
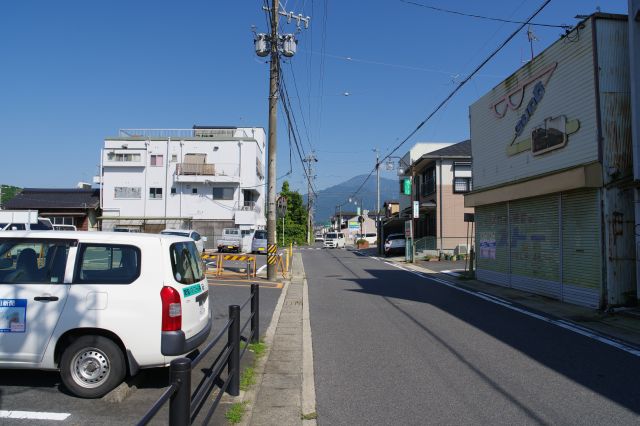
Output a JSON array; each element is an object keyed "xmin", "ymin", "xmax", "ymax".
[
  {"xmin": 383, "ymin": 262, "xmax": 640, "ymax": 358},
  {"xmin": 256, "ymin": 265, "xmax": 267, "ymax": 273},
  {"xmin": 0, "ymin": 411, "xmax": 70, "ymax": 421}
]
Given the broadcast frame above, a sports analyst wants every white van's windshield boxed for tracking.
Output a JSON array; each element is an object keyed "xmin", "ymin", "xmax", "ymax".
[{"xmin": 326, "ymin": 233, "xmax": 338, "ymax": 239}]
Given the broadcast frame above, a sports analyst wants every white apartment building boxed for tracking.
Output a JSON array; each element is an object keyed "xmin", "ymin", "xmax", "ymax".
[{"xmin": 96, "ymin": 126, "xmax": 266, "ymax": 247}]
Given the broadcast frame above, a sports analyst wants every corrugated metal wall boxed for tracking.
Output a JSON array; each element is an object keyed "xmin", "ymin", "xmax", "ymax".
[
  {"xmin": 475, "ymin": 190, "xmax": 604, "ymax": 308},
  {"xmin": 596, "ymin": 18, "xmax": 632, "ymax": 183},
  {"xmin": 561, "ymin": 189, "xmax": 601, "ymax": 307},
  {"xmin": 476, "ymin": 203, "xmax": 509, "ymax": 286},
  {"xmin": 509, "ymin": 196, "xmax": 561, "ymax": 298}
]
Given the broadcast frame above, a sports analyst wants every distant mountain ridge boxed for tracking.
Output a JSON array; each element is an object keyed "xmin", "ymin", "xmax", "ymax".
[{"xmin": 305, "ymin": 174, "xmax": 399, "ymax": 224}]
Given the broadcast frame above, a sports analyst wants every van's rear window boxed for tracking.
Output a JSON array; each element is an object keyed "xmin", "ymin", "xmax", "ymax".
[{"xmin": 170, "ymin": 242, "xmax": 205, "ymax": 285}]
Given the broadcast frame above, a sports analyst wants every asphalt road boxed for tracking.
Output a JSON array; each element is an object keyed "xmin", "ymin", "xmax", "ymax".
[
  {"xmin": 304, "ymin": 247, "xmax": 640, "ymax": 425},
  {"xmin": 0, "ymin": 277, "xmax": 281, "ymax": 425}
]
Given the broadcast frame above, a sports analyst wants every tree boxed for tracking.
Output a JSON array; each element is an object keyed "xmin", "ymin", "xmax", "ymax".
[
  {"xmin": 0, "ymin": 185, "xmax": 21, "ymax": 208},
  {"xmin": 276, "ymin": 181, "xmax": 308, "ymax": 246}
]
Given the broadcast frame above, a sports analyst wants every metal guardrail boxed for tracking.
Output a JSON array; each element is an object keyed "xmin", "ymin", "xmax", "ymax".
[{"xmin": 137, "ymin": 284, "xmax": 260, "ymax": 426}]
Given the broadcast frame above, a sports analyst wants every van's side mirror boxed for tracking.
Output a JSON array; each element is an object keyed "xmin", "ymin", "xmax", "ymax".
[{"xmin": 0, "ymin": 258, "xmax": 13, "ymax": 269}]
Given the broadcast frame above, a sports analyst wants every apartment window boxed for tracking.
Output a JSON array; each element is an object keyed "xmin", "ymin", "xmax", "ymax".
[
  {"xmin": 149, "ymin": 187, "xmax": 163, "ymax": 199},
  {"xmin": 453, "ymin": 177, "xmax": 472, "ymax": 193},
  {"xmin": 114, "ymin": 187, "xmax": 142, "ymax": 199},
  {"xmin": 107, "ymin": 153, "xmax": 141, "ymax": 162},
  {"xmin": 150, "ymin": 155, "xmax": 164, "ymax": 166},
  {"xmin": 171, "ymin": 154, "xmax": 178, "ymax": 162},
  {"xmin": 171, "ymin": 187, "xmax": 177, "ymax": 195},
  {"xmin": 50, "ymin": 216, "xmax": 74, "ymax": 225},
  {"xmin": 192, "ymin": 187, "xmax": 198, "ymax": 194},
  {"xmin": 212, "ymin": 187, "xmax": 234, "ymax": 200}
]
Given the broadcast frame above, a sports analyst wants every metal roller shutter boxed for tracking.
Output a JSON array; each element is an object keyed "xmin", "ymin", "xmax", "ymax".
[
  {"xmin": 561, "ymin": 189, "xmax": 602, "ymax": 307},
  {"xmin": 509, "ymin": 195, "xmax": 561, "ymax": 298},
  {"xmin": 475, "ymin": 203, "xmax": 509, "ymax": 286}
]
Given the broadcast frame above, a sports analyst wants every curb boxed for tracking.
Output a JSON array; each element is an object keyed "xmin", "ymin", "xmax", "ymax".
[
  {"xmin": 237, "ymin": 277, "xmax": 291, "ymax": 426},
  {"xmin": 301, "ymin": 275, "xmax": 317, "ymax": 425}
]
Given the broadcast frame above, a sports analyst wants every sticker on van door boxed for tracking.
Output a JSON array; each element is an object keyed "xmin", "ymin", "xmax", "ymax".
[
  {"xmin": 182, "ymin": 283, "xmax": 204, "ymax": 298},
  {"xmin": 0, "ymin": 299, "xmax": 27, "ymax": 333}
]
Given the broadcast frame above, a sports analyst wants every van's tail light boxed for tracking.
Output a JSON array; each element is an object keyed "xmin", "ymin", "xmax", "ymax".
[{"xmin": 161, "ymin": 286, "xmax": 182, "ymax": 331}]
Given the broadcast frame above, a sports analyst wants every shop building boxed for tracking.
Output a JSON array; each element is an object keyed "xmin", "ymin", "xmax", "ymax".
[{"xmin": 465, "ymin": 13, "xmax": 636, "ymax": 309}]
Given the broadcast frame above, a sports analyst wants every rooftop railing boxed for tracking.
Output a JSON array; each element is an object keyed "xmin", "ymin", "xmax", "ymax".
[{"xmin": 119, "ymin": 128, "xmax": 256, "ymax": 139}]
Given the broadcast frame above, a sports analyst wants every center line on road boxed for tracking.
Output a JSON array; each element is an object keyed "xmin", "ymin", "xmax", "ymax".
[{"xmin": 0, "ymin": 411, "xmax": 71, "ymax": 421}]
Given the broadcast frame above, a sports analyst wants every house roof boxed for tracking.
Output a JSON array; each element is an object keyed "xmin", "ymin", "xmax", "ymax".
[
  {"xmin": 421, "ymin": 140, "xmax": 471, "ymax": 158},
  {"xmin": 4, "ymin": 188, "xmax": 100, "ymax": 210},
  {"xmin": 412, "ymin": 140, "xmax": 471, "ymax": 170}
]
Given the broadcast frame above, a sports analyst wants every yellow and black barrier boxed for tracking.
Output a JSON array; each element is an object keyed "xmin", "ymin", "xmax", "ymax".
[
  {"xmin": 201, "ymin": 253, "xmax": 257, "ymax": 278},
  {"xmin": 217, "ymin": 253, "xmax": 257, "ymax": 278}
]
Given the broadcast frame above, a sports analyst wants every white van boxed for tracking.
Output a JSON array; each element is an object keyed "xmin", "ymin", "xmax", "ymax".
[
  {"xmin": 323, "ymin": 232, "xmax": 345, "ymax": 249},
  {"xmin": 0, "ymin": 231, "xmax": 211, "ymax": 398}
]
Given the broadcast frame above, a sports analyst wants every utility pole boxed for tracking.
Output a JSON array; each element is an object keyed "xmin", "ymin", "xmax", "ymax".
[
  {"xmin": 303, "ymin": 152, "xmax": 317, "ymax": 244},
  {"xmin": 374, "ymin": 148, "xmax": 381, "ymax": 254},
  {"xmin": 266, "ymin": 0, "xmax": 279, "ymax": 281},
  {"xmin": 254, "ymin": 2, "xmax": 310, "ymax": 280}
]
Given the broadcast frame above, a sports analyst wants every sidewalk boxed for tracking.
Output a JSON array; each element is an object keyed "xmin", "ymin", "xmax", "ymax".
[
  {"xmin": 362, "ymin": 248, "xmax": 640, "ymax": 348},
  {"xmin": 241, "ymin": 253, "xmax": 316, "ymax": 426}
]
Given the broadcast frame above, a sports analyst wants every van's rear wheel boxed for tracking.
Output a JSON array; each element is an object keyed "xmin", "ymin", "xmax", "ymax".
[{"xmin": 60, "ymin": 335, "xmax": 126, "ymax": 398}]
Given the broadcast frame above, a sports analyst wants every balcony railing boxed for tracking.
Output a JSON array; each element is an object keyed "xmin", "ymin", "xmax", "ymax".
[
  {"xmin": 175, "ymin": 163, "xmax": 240, "ymax": 178},
  {"xmin": 176, "ymin": 163, "xmax": 216, "ymax": 176},
  {"xmin": 421, "ymin": 178, "xmax": 436, "ymax": 196},
  {"xmin": 232, "ymin": 201, "xmax": 261, "ymax": 214}
]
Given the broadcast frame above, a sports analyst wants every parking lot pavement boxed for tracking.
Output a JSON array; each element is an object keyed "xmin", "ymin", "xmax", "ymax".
[{"xmin": 0, "ymin": 280, "xmax": 282, "ymax": 425}]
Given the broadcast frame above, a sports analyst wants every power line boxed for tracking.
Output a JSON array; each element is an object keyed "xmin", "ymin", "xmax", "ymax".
[
  {"xmin": 349, "ymin": 0, "xmax": 553, "ymax": 200},
  {"xmin": 285, "ymin": 61, "xmax": 314, "ymax": 153},
  {"xmin": 400, "ymin": 0, "xmax": 570, "ymax": 29},
  {"xmin": 279, "ymin": 74, "xmax": 318, "ymax": 198}
]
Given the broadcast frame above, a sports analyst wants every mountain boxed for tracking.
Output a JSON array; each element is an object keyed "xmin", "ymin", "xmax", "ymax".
[{"xmin": 306, "ymin": 175, "xmax": 399, "ymax": 224}]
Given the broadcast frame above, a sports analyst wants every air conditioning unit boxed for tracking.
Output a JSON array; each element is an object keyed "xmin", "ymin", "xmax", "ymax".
[{"xmin": 455, "ymin": 244, "xmax": 468, "ymax": 255}]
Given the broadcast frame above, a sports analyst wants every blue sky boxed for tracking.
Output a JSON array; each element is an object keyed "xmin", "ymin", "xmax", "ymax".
[{"xmin": 0, "ymin": 0, "xmax": 629, "ymax": 194}]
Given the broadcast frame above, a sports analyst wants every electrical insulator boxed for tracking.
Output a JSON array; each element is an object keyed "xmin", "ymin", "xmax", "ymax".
[
  {"xmin": 281, "ymin": 34, "xmax": 297, "ymax": 57},
  {"xmin": 254, "ymin": 34, "xmax": 269, "ymax": 57}
]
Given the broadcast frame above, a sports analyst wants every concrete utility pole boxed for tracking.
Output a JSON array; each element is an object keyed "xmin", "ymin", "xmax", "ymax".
[
  {"xmin": 255, "ymin": 2, "xmax": 310, "ymax": 280},
  {"xmin": 266, "ymin": 0, "xmax": 279, "ymax": 281},
  {"xmin": 374, "ymin": 148, "xmax": 380, "ymax": 222},
  {"xmin": 303, "ymin": 152, "xmax": 317, "ymax": 244},
  {"xmin": 374, "ymin": 148, "xmax": 381, "ymax": 253}
]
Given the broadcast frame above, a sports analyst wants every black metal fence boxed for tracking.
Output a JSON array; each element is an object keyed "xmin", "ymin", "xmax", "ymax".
[{"xmin": 137, "ymin": 283, "xmax": 260, "ymax": 426}]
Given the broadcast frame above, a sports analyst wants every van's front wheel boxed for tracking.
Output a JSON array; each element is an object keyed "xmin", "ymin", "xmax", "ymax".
[{"xmin": 60, "ymin": 335, "xmax": 126, "ymax": 398}]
